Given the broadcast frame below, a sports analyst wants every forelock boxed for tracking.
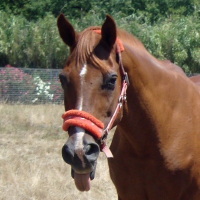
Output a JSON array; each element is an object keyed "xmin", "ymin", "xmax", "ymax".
[{"xmin": 75, "ymin": 27, "xmax": 101, "ymax": 66}]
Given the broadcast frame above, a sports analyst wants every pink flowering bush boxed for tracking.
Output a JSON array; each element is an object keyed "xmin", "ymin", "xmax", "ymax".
[
  {"xmin": 0, "ymin": 65, "xmax": 63, "ymax": 104},
  {"xmin": 50, "ymin": 82, "xmax": 63, "ymax": 103},
  {"xmin": 0, "ymin": 65, "xmax": 35, "ymax": 103}
]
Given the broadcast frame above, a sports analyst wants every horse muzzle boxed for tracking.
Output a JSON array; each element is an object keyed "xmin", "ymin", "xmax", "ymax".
[
  {"xmin": 62, "ymin": 126, "xmax": 100, "ymax": 191},
  {"xmin": 61, "ymin": 109, "xmax": 114, "ymax": 191}
]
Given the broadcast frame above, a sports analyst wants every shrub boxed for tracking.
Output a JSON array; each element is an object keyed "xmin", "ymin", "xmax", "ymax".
[
  {"xmin": 49, "ymin": 81, "xmax": 63, "ymax": 103},
  {"xmin": 32, "ymin": 76, "xmax": 53, "ymax": 103},
  {"xmin": 32, "ymin": 76, "xmax": 63, "ymax": 104},
  {"xmin": 0, "ymin": 11, "xmax": 68, "ymax": 69},
  {"xmin": 0, "ymin": 65, "xmax": 35, "ymax": 103},
  {"xmin": 0, "ymin": 66, "xmax": 63, "ymax": 104}
]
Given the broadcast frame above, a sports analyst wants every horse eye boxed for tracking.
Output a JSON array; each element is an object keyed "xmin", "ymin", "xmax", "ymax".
[
  {"xmin": 59, "ymin": 73, "xmax": 68, "ymax": 89},
  {"xmin": 102, "ymin": 74, "xmax": 118, "ymax": 90}
]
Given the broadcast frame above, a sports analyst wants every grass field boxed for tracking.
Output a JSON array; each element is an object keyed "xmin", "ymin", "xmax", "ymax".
[{"xmin": 0, "ymin": 104, "xmax": 117, "ymax": 200}]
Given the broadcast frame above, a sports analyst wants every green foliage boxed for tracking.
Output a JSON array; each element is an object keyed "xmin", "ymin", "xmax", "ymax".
[
  {"xmin": 130, "ymin": 0, "xmax": 196, "ymax": 25},
  {"xmin": 0, "ymin": 0, "xmax": 30, "ymax": 15},
  {"xmin": 0, "ymin": 0, "xmax": 92, "ymax": 21},
  {"xmin": 1, "ymin": 0, "xmax": 200, "ymax": 73},
  {"xmin": 0, "ymin": 11, "xmax": 68, "ymax": 68},
  {"xmin": 136, "ymin": 16, "xmax": 200, "ymax": 73},
  {"xmin": 1, "ymin": 0, "xmax": 199, "ymax": 22}
]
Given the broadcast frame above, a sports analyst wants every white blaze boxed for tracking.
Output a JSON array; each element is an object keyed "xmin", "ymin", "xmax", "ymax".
[
  {"xmin": 74, "ymin": 64, "xmax": 88, "ymax": 168},
  {"xmin": 74, "ymin": 127, "xmax": 86, "ymax": 168},
  {"xmin": 80, "ymin": 64, "xmax": 87, "ymax": 77},
  {"xmin": 78, "ymin": 64, "xmax": 87, "ymax": 110}
]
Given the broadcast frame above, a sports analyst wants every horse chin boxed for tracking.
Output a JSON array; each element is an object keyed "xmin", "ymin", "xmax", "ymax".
[{"xmin": 71, "ymin": 167, "xmax": 96, "ymax": 192}]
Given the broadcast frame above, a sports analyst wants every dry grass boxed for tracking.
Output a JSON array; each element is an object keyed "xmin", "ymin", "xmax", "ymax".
[{"xmin": 0, "ymin": 104, "xmax": 117, "ymax": 200}]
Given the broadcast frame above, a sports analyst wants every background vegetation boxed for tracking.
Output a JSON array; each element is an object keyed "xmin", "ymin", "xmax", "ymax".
[{"xmin": 1, "ymin": 0, "xmax": 200, "ymax": 73}]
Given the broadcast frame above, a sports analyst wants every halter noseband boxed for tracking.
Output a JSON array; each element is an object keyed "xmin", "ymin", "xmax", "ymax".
[{"xmin": 62, "ymin": 30, "xmax": 129, "ymax": 158}]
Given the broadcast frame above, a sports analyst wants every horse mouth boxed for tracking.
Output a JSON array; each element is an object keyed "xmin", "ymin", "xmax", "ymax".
[
  {"xmin": 72, "ymin": 168, "xmax": 96, "ymax": 191},
  {"xmin": 62, "ymin": 126, "xmax": 100, "ymax": 191}
]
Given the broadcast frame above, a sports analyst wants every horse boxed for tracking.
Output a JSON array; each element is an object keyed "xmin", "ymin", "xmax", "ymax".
[
  {"xmin": 57, "ymin": 13, "xmax": 200, "ymax": 200},
  {"xmin": 189, "ymin": 75, "xmax": 200, "ymax": 86}
]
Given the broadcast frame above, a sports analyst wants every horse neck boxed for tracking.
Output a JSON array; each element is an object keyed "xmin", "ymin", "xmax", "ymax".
[
  {"xmin": 117, "ymin": 39, "xmax": 173, "ymax": 157},
  {"xmin": 115, "ymin": 34, "xmax": 200, "ymax": 172}
]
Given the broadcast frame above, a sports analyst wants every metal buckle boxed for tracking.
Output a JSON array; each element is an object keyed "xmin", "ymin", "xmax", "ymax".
[
  {"xmin": 100, "ymin": 129, "xmax": 113, "ymax": 158},
  {"xmin": 124, "ymin": 72, "xmax": 129, "ymax": 85},
  {"xmin": 123, "ymin": 94, "xmax": 127, "ymax": 103},
  {"xmin": 100, "ymin": 129, "xmax": 108, "ymax": 145}
]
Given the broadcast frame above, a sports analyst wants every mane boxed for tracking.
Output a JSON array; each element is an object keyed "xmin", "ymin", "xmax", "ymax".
[
  {"xmin": 117, "ymin": 28, "xmax": 146, "ymax": 51},
  {"xmin": 74, "ymin": 26, "xmax": 147, "ymax": 69}
]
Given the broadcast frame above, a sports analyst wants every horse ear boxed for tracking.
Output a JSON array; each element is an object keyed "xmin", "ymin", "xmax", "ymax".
[
  {"xmin": 57, "ymin": 13, "xmax": 77, "ymax": 47},
  {"xmin": 101, "ymin": 15, "xmax": 117, "ymax": 49}
]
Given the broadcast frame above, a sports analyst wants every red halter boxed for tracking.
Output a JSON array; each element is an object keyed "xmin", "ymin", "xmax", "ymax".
[
  {"xmin": 62, "ymin": 30, "xmax": 129, "ymax": 158},
  {"xmin": 62, "ymin": 110, "xmax": 104, "ymax": 139}
]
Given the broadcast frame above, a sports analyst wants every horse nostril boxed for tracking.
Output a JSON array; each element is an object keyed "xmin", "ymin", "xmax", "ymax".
[
  {"xmin": 85, "ymin": 143, "xmax": 100, "ymax": 156},
  {"xmin": 62, "ymin": 144, "xmax": 74, "ymax": 164}
]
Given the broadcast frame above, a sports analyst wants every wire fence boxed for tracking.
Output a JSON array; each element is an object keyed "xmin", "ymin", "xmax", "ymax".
[
  {"xmin": 0, "ymin": 66, "xmax": 199, "ymax": 105},
  {"xmin": 0, "ymin": 66, "xmax": 63, "ymax": 104}
]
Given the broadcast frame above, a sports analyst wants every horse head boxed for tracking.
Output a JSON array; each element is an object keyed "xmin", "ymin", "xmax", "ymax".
[{"xmin": 57, "ymin": 14, "xmax": 126, "ymax": 191}]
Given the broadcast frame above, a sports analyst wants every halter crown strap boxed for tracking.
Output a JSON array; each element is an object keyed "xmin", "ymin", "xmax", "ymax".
[{"xmin": 93, "ymin": 29, "xmax": 125, "ymax": 52}]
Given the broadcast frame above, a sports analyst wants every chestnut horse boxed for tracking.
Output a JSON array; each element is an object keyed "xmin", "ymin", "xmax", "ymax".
[{"xmin": 57, "ymin": 14, "xmax": 200, "ymax": 200}]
